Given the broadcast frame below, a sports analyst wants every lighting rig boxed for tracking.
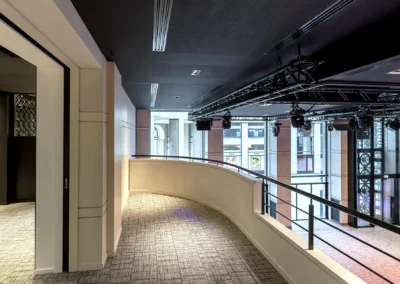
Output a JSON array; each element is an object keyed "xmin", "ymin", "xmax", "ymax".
[
  {"xmin": 222, "ymin": 112, "xmax": 232, "ymax": 129},
  {"xmin": 272, "ymin": 122, "xmax": 282, "ymax": 137},
  {"xmin": 386, "ymin": 118, "xmax": 400, "ymax": 131}
]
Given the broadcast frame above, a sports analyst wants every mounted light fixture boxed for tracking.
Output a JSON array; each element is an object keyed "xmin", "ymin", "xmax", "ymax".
[
  {"xmin": 150, "ymin": 83, "xmax": 159, "ymax": 108},
  {"xmin": 191, "ymin": 69, "xmax": 201, "ymax": 76},
  {"xmin": 333, "ymin": 119, "xmax": 356, "ymax": 131},
  {"xmin": 303, "ymin": 120, "xmax": 312, "ymax": 131},
  {"xmin": 327, "ymin": 123, "xmax": 334, "ymax": 132},
  {"xmin": 386, "ymin": 118, "xmax": 400, "ymax": 131},
  {"xmin": 153, "ymin": 0, "xmax": 174, "ymax": 52},
  {"xmin": 387, "ymin": 69, "xmax": 400, "ymax": 75},
  {"xmin": 272, "ymin": 122, "xmax": 281, "ymax": 137},
  {"xmin": 290, "ymin": 105, "xmax": 306, "ymax": 128},
  {"xmin": 222, "ymin": 112, "xmax": 231, "ymax": 129},
  {"xmin": 356, "ymin": 109, "xmax": 374, "ymax": 130}
]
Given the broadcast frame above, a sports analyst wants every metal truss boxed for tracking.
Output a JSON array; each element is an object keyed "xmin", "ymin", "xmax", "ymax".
[
  {"xmin": 264, "ymin": 105, "xmax": 400, "ymax": 121},
  {"xmin": 189, "ymin": 56, "xmax": 322, "ymax": 120},
  {"xmin": 188, "ymin": 54, "xmax": 400, "ymax": 120}
]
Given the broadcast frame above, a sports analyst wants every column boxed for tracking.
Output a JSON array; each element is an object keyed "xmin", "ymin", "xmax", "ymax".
[
  {"xmin": 208, "ymin": 120, "xmax": 223, "ymax": 161},
  {"xmin": 78, "ymin": 67, "xmax": 107, "ymax": 270},
  {"xmin": 168, "ymin": 119, "xmax": 179, "ymax": 156},
  {"xmin": 269, "ymin": 120, "xmax": 292, "ymax": 227},
  {"xmin": 242, "ymin": 123, "xmax": 249, "ymax": 168},
  {"xmin": 329, "ymin": 130, "xmax": 348, "ymax": 224},
  {"xmin": 136, "ymin": 110, "xmax": 150, "ymax": 155},
  {"xmin": 0, "ymin": 95, "xmax": 7, "ymax": 204}
]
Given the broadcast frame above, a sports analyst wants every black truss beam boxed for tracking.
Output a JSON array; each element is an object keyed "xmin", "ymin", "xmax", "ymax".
[{"xmin": 188, "ymin": 57, "xmax": 322, "ymax": 120}]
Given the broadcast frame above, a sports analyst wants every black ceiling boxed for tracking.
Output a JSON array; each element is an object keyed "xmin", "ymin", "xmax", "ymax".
[{"xmin": 72, "ymin": 0, "xmax": 400, "ymax": 116}]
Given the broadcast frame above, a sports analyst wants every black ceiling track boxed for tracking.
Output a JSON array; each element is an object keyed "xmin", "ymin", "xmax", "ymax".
[{"xmin": 264, "ymin": 0, "xmax": 354, "ymax": 56}]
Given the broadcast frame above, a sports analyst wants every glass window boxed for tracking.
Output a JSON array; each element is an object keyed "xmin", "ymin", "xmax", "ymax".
[
  {"xmin": 291, "ymin": 122, "xmax": 326, "ymax": 175},
  {"xmin": 223, "ymin": 121, "xmax": 266, "ymax": 173}
]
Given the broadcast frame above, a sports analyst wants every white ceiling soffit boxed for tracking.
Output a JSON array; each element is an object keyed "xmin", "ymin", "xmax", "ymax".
[
  {"xmin": 0, "ymin": 19, "xmax": 61, "ymax": 69},
  {"xmin": 6, "ymin": 0, "xmax": 103, "ymax": 68},
  {"xmin": 153, "ymin": 0, "xmax": 173, "ymax": 52}
]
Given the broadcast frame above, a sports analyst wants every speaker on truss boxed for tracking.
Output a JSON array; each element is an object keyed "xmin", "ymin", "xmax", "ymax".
[
  {"xmin": 332, "ymin": 119, "xmax": 356, "ymax": 131},
  {"xmin": 196, "ymin": 119, "xmax": 213, "ymax": 131}
]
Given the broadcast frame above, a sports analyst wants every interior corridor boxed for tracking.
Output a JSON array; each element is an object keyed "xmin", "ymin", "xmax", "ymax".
[
  {"xmin": 20, "ymin": 193, "xmax": 287, "ymax": 284},
  {"xmin": 0, "ymin": 202, "xmax": 35, "ymax": 283}
]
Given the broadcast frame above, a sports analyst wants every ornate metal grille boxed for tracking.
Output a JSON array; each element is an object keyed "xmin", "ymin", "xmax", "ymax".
[{"xmin": 14, "ymin": 94, "xmax": 36, "ymax": 137}]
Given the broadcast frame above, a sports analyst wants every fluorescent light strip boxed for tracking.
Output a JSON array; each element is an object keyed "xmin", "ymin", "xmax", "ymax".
[
  {"xmin": 150, "ymin": 83, "xmax": 159, "ymax": 108},
  {"xmin": 153, "ymin": 0, "xmax": 174, "ymax": 52},
  {"xmin": 387, "ymin": 69, "xmax": 400, "ymax": 75}
]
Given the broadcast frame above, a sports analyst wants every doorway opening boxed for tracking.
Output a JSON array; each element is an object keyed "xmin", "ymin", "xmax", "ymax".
[{"xmin": 0, "ymin": 46, "xmax": 37, "ymax": 280}]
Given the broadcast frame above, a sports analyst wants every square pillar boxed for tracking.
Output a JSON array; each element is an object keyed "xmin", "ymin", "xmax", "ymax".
[
  {"xmin": 78, "ymin": 67, "xmax": 108, "ymax": 270},
  {"xmin": 208, "ymin": 120, "xmax": 223, "ymax": 161},
  {"xmin": 269, "ymin": 120, "xmax": 292, "ymax": 227},
  {"xmin": 329, "ymin": 130, "xmax": 349, "ymax": 224}
]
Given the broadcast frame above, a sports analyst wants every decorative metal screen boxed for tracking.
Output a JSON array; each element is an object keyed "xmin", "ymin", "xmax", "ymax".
[{"xmin": 14, "ymin": 94, "xmax": 36, "ymax": 137}]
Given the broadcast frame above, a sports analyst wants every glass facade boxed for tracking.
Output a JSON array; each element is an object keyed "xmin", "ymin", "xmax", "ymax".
[
  {"xmin": 291, "ymin": 122, "xmax": 328, "ymax": 220},
  {"xmin": 223, "ymin": 122, "xmax": 266, "ymax": 174},
  {"xmin": 152, "ymin": 112, "xmax": 208, "ymax": 158},
  {"xmin": 355, "ymin": 119, "xmax": 400, "ymax": 226}
]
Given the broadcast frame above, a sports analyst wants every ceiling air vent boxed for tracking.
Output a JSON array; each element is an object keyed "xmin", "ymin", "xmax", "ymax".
[
  {"xmin": 150, "ymin": 83, "xmax": 159, "ymax": 107},
  {"xmin": 264, "ymin": 0, "xmax": 353, "ymax": 56},
  {"xmin": 153, "ymin": 0, "xmax": 174, "ymax": 52}
]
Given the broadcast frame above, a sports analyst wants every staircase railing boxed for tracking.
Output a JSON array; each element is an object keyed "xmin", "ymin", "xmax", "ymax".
[{"xmin": 131, "ymin": 154, "xmax": 400, "ymax": 283}]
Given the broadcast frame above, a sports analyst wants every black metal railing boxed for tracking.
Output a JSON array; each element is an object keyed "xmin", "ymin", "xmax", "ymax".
[{"xmin": 132, "ymin": 155, "xmax": 400, "ymax": 283}]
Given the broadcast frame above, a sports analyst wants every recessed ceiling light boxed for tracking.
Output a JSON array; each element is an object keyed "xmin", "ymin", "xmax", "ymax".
[
  {"xmin": 150, "ymin": 83, "xmax": 159, "ymax": 108},
  {"xmin": 174, "ymin": 96, "xmax": 181, "ymax": 99},
  {"xmin": 387, "ymin": 69, "xmax": 400, "ymax": 75},
  {"xmin": 260, "ymin": 103, "xmax": 272, "ymax": 107},
  {"xmin": 191, "ymin": 69, "xmax": 201, "ymax": 76}
]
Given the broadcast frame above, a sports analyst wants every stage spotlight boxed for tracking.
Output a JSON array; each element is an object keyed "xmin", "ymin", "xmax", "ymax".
[
  {"xmin": 387, "ymin": 119, "xmax": 400, "ymax": 131},
  {"xmin": 290, "ymin": 106, "xmax": 305, "ymax": 128},
  {"xmin": 327, "ymin": 124, "xmax": 334, "ymax": 132},
  {"xmin": 303, "ymin": 121, "xmax": 312, "ymax": 131},
  {"xmin": 196, "ymin": 119, "xmax": 213, "ymax": 131},
  {"xmin": 272, "ymin": 122, "xmax": 281, "ymax": 137},
  {"xmin": 357, "ymin": 109, "xmax": 374, "ymax": 130},
  {"xmin": 222, "ymin": 115, "xmax": 231, "ymax": 129}
]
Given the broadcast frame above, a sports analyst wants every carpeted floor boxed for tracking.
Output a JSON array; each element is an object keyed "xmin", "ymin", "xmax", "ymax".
[
  {"xmin": 0, "ymin": 193, "xmax": 287, "ymax": 283},
  {"xmin": 0, "ymin": 202, "xmax": 35, "ymax": 284}
]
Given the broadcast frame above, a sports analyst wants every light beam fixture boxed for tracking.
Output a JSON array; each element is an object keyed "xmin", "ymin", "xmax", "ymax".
[
  {"xmin": 153, "ymin": 0, "xmax": 174, "ymax": 52},
  {"xmin": 150, "ymin": 83, "xmax": 159, "ymax": 108}
]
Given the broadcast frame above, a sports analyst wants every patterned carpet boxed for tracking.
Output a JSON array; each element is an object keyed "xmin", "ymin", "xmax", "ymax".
[
  {"xmin": 0, "ymin": 193, "xmax": 287, "ymax": 283},
  {"xmin": 0, "ymin": 202, "xmax": 35, "ymax": 284}
]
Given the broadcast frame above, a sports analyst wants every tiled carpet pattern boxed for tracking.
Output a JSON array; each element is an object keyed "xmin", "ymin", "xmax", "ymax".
[
  {"xmin": 0, "ymin": 202, "xmax": 35, "ymax": 284},
  {"xmin": 292, "ymin": 219, "xmax": 400, "ymax": 284},
  {"xmin": 0, "ymin": 194, "xmax": 287, "ymax": 283}
]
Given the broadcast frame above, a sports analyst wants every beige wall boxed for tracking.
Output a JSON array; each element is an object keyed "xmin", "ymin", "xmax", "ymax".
[
  {"xmin": 107, "ymin": 62, "xmax": 136, "ymax": 257},
  {"xmin": 130, "ymin": 159, "xmax": 363, "ymax": 284},
  {"xmin": 136, "ymin": 109, "xmax": 150, "ymax": 155},
  {"xmin": 0, "ymin": 0, "xmax": 112, "ymax": 272}
]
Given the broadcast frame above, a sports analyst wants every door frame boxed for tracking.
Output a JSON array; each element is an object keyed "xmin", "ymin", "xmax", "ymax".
[{"xmin": 0, "ymin": 12, "xmax": 70, "ymax": 272}]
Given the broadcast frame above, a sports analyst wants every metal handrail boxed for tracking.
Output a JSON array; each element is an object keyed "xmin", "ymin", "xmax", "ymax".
[{"xmin": 132, "ymin": 154, "xmax": 400, "ymax": 235}]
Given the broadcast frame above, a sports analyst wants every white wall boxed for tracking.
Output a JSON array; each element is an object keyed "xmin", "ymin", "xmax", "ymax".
[
  {"xmin": 107, "ymin": 62, "xmax": 136, "ymax": 256},
  {"xmin": 130, "ymin": 159, "xmax": 363, "ymax": 284}
]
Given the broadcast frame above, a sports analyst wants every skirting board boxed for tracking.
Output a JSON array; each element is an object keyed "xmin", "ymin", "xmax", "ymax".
[
  {"xmin": 34, "ymin": 268, "xmax": 53, "ymax": 275},
  {"xmin": 107, "ymin": 227, "xmax": 122, "ymax": 258},
  {"xmin": 78, "ymin": 263, "xmax": 105, "ymax": 271},
  {"xmin": 131, "ymin": 189, "xmax": 294, "ymax": 284}
]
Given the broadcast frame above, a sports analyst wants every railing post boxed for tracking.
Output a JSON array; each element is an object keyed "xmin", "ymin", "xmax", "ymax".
[
  {"xmin": 261, "ymin": 180, "xmax": 268, "ymax": 215},
  {"xmin": 308, "ymin": 204, "xmax": 314, "ymax": 250}
]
